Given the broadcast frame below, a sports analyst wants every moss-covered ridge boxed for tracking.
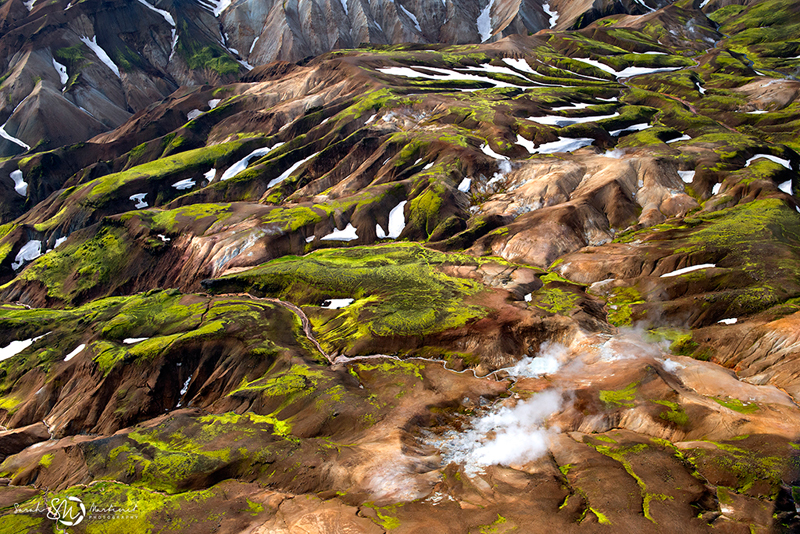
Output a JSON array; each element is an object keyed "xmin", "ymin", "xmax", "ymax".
[{"xmin": 204, "ymin": 243, "xmax": 489, "ymax": 353}]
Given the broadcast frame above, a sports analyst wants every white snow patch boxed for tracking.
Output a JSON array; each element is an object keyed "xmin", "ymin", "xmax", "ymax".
[
  {"xmin": 249, "ymin": 37, "xmax": 260, "ymax": 55},
  {"xmin": 610, "ymin": 123, "xmax": 652, "ymax": 136},
  {"xmin": 221, "ymin": 145, "xmax": 282, "ymax": 181},
  {"xmin": 678, "ymin": 170, "xmax": 695, "ymax": 184},
  {"xmin": 365, "ymin": 114, "xmax": 377, "ymax": 124},
  {"xmin": 515, "ymin": 134, "xmax": 536, "ymax": 154},
  {"xmin": 779, "ymin": 180, "xmax": 793, "ymax": 195},
  {"xmin": 172, "ymin": 178, "xmax": 196, "ymax": 191},
  {"xmin": 321, "ymin": 223, "xmax": 358, "ymax": 242},
  {"xmin": 136, "ymin": 0, "xmax": 175, "ymax": 26},
  {"xmin": 397, "ymin": 2, "xmax": 421, "ymax": 32},
  {"xmin": 527, "ymin": 112, "xmax": 619, "ymax": 127},
  {"xmin": 55, "ymin": 237, "xmax": 68, "ymax": 248},
  {"xmin": 712, "ymin": 183, "xmax": 722, "ymax": 195},
  {"xmin": 0, "ymin": 337, "xmax": 38, "ymax": 361},
  {"xmin": 130, "ymin": 193, "xmax": 148, "ymax": 209},
  {"xmin": 477, "ymin": 0, "xmax": 495, "ymax": 42},
  {"xmin": 80, "ymin": 36, "xmax": 121, "ymax": 78},
  {"xmin": 717, "ymin": 318, "xmax": 738, "ymax": 325},
  {"xmin": 64, "ymin": 344, "xmax": 86, "ymax": 362},
  {"xmin": 187, "ymin": 109, "xmax": 203, "ymax": 121},
  {"xmin": 501, "ymin": 58, "xmax": 536, "ymax": 74},
  {"xmin": 524, "ymin": 293, "xmax": 532, "ymax": 302},
  {"xmin": 52, "ymin": 58, "xmax": 68, "ymax": 86},
  {"xmin": 11, "ymin": 240, "xmax": 42, "ymax": 271},
  {"xmin": 305, "ymin": 235, "xmax": 315, "ymax": 243},
  {"xmin": 532, "ymin": 137, "xmax": 594, "ymax": 154},
  {"xmin": 667, "ymin": 134, "xmax": 691, "ymax": 143},
  {"xmin": 376, "ymin": 65, "xmax": 530, "ymax": 90},
  {"xmin": 208, "ymin": 99, "xmax": 221, "ymax": 110},
  {"xmin": 0, "ymin": 122, "xmax": 31, "ymax": 150},
  {"xmin": 542, "ymin": 2, "xmax": 559, "ymax": 29},
  {"xmin": 268, "ymin": 152, "xmax": 317, "ymax": 188},
  {"xmin": 321, "ymin": 298, "xmax": 354, "ymax": 309},
  {"xmin": 745, "ymin": 154, "xmax": 792, "ymax": 170},
  {"xmin": 385, "ymin": 200, "xmax": 407, "ymax": 239},
  {"xmin": 10, "ymin": 170, "xmax": 27, "ymax": 196},
  {"xmin": 660, "ymin": 263, "xmax": 716, "ymax": 278},
  {"xmin": 204, "ymin": 168, "xmax": 216, "ymax": 182},
  {"xmin": 573, "ymin": 57, "xmax": 682, "ymax": 78},
  {"xmin": 480, "ymin": 143, "xmax": 507, "ymax": 160},
  {"xmin": 747, "ymin": 110, "xmax": 768, "ymax": 114},
  {"xmin": 458, "ymin": 178, "xmax": 472, "ymax": 192}
]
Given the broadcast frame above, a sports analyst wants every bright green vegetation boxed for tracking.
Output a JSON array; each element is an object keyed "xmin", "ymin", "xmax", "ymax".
[
  {"xmin": 712, "ymin": 397, "xmax": 759, "ymax": 414},
  {"xmin": 13, "ymin": 226, "xmax": 131, "ymax": 304},
  {"xmin": 599, "ymin": 382, "xmax": 639, "ymax": 408},
  {"xmin": 82, "ymin": 141, "xmax": 253, "ymax": 203},
  {"xmin": 652, "ymin": 400, "xmax": 689, "ymax": 426},
  {"xmin": 210, "ymin": 243, "xmax": 489, "ymax": 352},
  {"xmin": 606, "ymin": 287, "xmax": 645, "ymax": 327},
  {"xmin": 532, "ymin": 287, "xmax": 581, "ymax": 315}
]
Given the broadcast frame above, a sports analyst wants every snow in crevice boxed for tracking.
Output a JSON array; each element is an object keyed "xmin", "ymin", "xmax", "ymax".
[
  {"xmin": 123, "ymin": 337, "xmax": 149, "ymax": 344},
  {"xmin": 477, "ymin": 0, "xmax": 495, "ymax": 42},
  {"xmin": 397, "ymin": 2, "xmax": 421, "ymax": 32},
  {"xmin": 10, "ymin": 169, "xmax": 28, "ymax": 196},
  {"xmin": 267, "ymin": 152, "xmax": 317, "ymax": 188},
  {"xmin": 249, "ymin": 37, "xmax": 260, "ymax": 55},
  {"xmin": 321, "ymin": 223, "xmax": 359, "ymax": 242},
  {"xmin": 677, "ymin": 170, "xmax": 695, "ymax": 184},
  {"xmin": 542, "ymin": 2, "xmax": 558, "ymax": 29},
  {"xmin": 12, "ymin": 240, "xmax": 42, "ymax": 271},
  {"xmin": 221, "ymin": 144, "xmax": 283, "ymax": 181},
  {"xmin": 667, "ymin": 134, "xmax": 691, "ymax": 144},
  {"xmin": 458, "ymin": 178, "xmax": 472, "ymax": 192},
  {"xmin": 64, "ymin": 344, "xmax": 86, "ymax": 362},
  {"xmin": 778, "ymin": 180, "xmax": 793, "ymax": 195},
  {"xmin": 208, "ymin": 99, "xmax": 221, "ymax": 109},
  {"xmin": 376, "ymin": 200, "xmax": 408, "ymax": 239},
  {"xmin": 52, "ymin": 58, "xmax": 68, "ymax": 86},
  {"xmin": 80, "ymin": 36, "xmax": 121, "ymax": 78},
  {"xmin": 718, "ymin": 318, "xmax": 738, "ymax": 325},
  {"xmin": 23, "ymin": 0, "xmax": 36, "ymax": 11},
  {"xmin": 187, "ymin": 109, "xmax": 203, "ymax": 121},
  {"xmin": 712, "ymin": 183, "xmax": 722, "ymax": 195},
  {"xmin": 660, "ymin": 263, "xmax": 716, "ymax": 278},
  {"xmin": 0, "ymin": 121, "xmax": 31, "ymax": 150},
  {"xmin": 204, "ymin": 168, "xmax": 216, "ymax": 182},
  {"xmin": 136, "ymin": 0, "xmax": 175, "ymax": 26},
  {"xmin": 130, "ymin": 193, "xmax": 148, "ymax": 209}
]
